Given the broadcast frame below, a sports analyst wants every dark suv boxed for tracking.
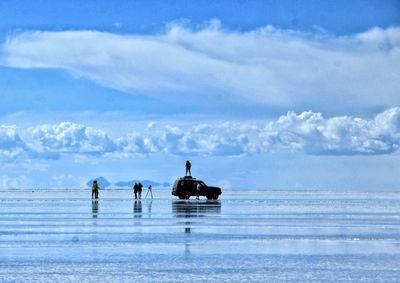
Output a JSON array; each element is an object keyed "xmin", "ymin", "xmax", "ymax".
[{"xmin": 172, "ymin": 176, "xmax": 222, "ymax": 200}]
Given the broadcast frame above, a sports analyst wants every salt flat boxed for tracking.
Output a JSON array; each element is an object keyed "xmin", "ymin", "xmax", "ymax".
[{"xmin": 0, "ymin": 189, "xmax": 399, "ymax": 282}]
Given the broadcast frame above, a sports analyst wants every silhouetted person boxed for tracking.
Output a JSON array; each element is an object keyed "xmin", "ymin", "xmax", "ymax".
[
  {"xmin": 133, "ymin": 182, "xmax": 138, "ymax": 199},
  {"xmin": 145, "ymin": 185, "xmax": 153, "ymax": 199},
  {"xmin": 185, "ymin": 160, "xmax": 191, "ymax": 176},
  {"xmin": 92, "ymin": 180, "xmax": 99, "ymax": 199},
  {"xmin": 138, "ymin": 182, "xmax": 143, "ymax": 199}
]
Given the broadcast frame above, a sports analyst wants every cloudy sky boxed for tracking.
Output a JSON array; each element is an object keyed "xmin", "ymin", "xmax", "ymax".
[{"xmin": 0, "ymin": 0, "xmax": 399, "ymax": 190}]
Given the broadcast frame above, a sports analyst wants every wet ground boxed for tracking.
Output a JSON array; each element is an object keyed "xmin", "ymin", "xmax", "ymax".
[{"xmin": 0, "ymin": 189, "xmax": 400, "ymax": 282}]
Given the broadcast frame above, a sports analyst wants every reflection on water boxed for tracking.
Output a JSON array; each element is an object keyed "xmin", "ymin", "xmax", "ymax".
[
  {"xmin": 147, "ymin": 200, "xmax": 152, "ymax": 218},
  {"xmin": 91, "ymin": 200, "xmax": 99, "ymax": 218},
  {"xmin": 172, "ymin": 200, "xmax": 221, "ymax": 217},
  {"xmin": 172, "ymin": 200, "xmax": 221, "ymax": 256},
  {"xmin": 133, "ymin": 200, "xmax": 142, "ymax": 218}
]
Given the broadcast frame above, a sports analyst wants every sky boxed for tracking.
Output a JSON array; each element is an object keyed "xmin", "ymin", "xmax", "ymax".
[{"xmin": 0, "ymin": 0, "xmax": 399, "ymax": 190}]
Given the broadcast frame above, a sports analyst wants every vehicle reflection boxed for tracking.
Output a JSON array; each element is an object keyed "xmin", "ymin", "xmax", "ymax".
[
  {"xmin": 172, "ymin": 200, "xmax": 221, "ymax": 218},
  {"xmin": 172, "ymin": 200, "xmax": 221, "ymax": 256}
]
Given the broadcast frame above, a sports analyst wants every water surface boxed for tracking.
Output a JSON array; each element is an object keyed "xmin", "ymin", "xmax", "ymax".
[{"xmin": 0, "ymin": 189, "xmax": 399, "ymax": 282}]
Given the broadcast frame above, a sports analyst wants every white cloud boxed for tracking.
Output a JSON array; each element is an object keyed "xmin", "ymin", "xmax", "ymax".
[
  {"xmin": 0, "ymin": 174, "xmax": 30, "ymax": 188},
  {"xmin": 0, "ymin": 126, "xmax": 31, "ymax": 159},
  {"xmin": 262, "ymin": 107, "xmax": 400, "ymax": 155},
  {"xmin": 0, "ymin": 108, "xmax": 399, "ymax": 160},
  {"xmin": 117, "ymin": 123, "xmax": 254, "ymax": 156},
  {"xmin": 1, "ymin": 24, "xmax": 400, "ymax": 110},
  {"xmin": 28, "ymin": 122, "xmax": 117, "ymax": 155}
]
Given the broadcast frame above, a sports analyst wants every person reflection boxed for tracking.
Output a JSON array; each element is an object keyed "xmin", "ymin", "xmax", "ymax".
[
  {"xmin": 185, "ymin": 226, "xmax": 191, "ymax": 234},
  {"xmin": 133, "ymin": 200, "xmax": 142, "ymax": 218},
  {"xmin": 185, "ymin": 242, "xmax": 191, "ymax": 257},
  {"xmin": 91, "ymin": 200, "xmax": 99, "ymax": 218},
  {"xmin": 147, "ymin": 200, "xmax": 152, "ymax": 218}
]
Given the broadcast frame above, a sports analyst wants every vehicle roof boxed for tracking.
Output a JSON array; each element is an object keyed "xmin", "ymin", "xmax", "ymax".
[{"xmin": 177, "ymin": 176, "xmax": 203, "ymax": 182}]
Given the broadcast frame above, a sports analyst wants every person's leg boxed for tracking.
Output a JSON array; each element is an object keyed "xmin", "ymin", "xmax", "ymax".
[{"xmin": 92, "ymin": 190, "xmax": 94, "ymax": 199}]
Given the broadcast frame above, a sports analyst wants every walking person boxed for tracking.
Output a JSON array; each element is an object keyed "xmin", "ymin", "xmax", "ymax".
[
  {"xmin": 92, "ymin": 180, "xmax": 99, "ymax": 199},
  {"xmin": 138, "ymin": 182, "xmax": 143, "ymax": 199},
  {"xmin": 185, "ymin": 160, "xmax": 191, "ymax": 176},
  {"xmin": 133, "ymin": 182, "xmax": 138, "ymax": 199}
]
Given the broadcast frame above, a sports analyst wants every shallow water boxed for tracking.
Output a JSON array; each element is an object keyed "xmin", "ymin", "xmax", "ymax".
[{"xmin": 0, "ymin": 189, "xmax": 400, "ymax": 282}]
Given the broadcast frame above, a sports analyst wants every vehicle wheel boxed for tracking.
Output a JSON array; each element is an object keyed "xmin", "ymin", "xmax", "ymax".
[
  {"xmin": 178, "ymin": 195, "xmax": 186, "ymax": 199},
  {"xmin": 213, "ymin": 193, "xmax": 219, "ymax": 200},
  {"xmin": 185, "ymin": 191, "xmax": 190, "ymax": 199},
  {"xmin": 206, "ymin": 194, "xmax": 213, "ymax": 200}
]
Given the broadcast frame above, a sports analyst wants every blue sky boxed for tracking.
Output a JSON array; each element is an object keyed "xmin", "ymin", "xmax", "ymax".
[
  {"xmin": 1, "ymin": 0, "xmax": 399, "ymax": 34},
  {"xmin": 0, "ymin": 0, "xmax": 399, "ymax": 190}
]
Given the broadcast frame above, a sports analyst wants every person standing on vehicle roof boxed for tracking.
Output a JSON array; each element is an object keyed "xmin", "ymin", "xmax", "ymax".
[{"xmin": 185, "ymin": 160, "xmax": 191, "ymax": 176}]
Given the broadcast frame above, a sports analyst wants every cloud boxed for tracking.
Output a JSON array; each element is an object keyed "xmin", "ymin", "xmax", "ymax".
[
  {"xmin": 262, "ymin": 107, "xmax": 400, "ymax": 155},
  {"xmin": 28, "ymin": 122, "xmax": 117, "ymax": 155},
  {"xmin": 0, "ymin": 108, "xmax": 399, "ymax": 161},
  {"xmin": 0, "ymin": 126, "xmax": 32, "ymax": 159},
  {"xmin": 1, "ymin": 23, "xmax": 400, "ymax": 111},
  {"xmin": 116, "ymin": 123, "xmax": 255, "ymax": 156}
]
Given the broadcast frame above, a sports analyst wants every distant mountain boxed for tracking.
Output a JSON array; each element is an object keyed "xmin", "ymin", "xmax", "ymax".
[
  {"xmin": 114, "ymin": 179, "xmax": 171, "ymax": 188},
  {"xmin": 114, "ymin": 180, "xmax": 135, "ymax": 187},
  {"xmin": 87, "ymin": 177, "xmax": 170, "ymax": 188},
  {"xmin": 87, "ymin": 177, "xmax": 111, "ymax": 188}
]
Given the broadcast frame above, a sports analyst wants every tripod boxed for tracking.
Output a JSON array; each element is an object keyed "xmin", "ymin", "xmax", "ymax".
[{"xmin": 145, "ymin": 185, "xmax": 153, "ymax": 199}]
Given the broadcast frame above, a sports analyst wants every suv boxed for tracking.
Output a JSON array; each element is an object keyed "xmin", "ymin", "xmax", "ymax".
[{"xmin": 172, "ymin": 176, "xmax": 222, "ymax": 200}]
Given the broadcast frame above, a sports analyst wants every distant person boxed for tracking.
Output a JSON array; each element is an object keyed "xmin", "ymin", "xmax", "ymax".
[
  {"xmin": 138, "ymin": 182, "xmax": 143, "ymax": 199},
  {"xmin": 92, "ymin": 180, "xmax": 99, "ymax": 199},
  {"xmin": 185, "ymin": 160, "xmax": 191, "ymax": 176},
  {"xmin": 145, "ymin": 185, "xmax": 153, "ymax": 199},
  {"xmin": 133, "ymin": 182, "xmax": 138, "ymax": 199}
]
